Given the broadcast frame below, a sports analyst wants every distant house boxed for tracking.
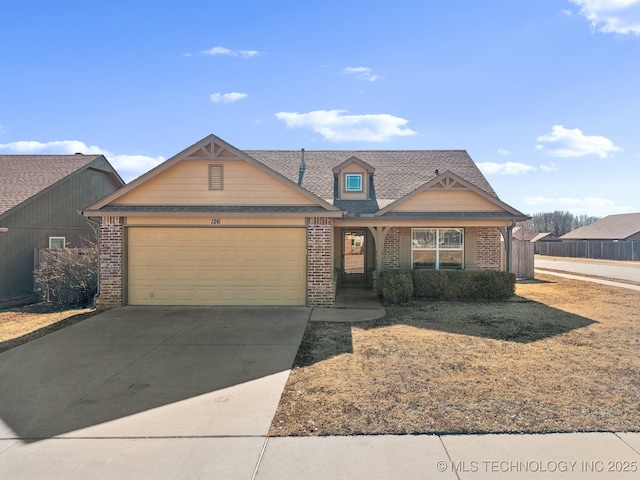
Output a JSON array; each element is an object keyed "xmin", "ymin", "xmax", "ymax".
[
  {"xmin": 512, "ymin": 226, "xmax": 538, "ymax": 241},
  {"xmin": 530, "ymin": 232, "xmax": 558, "ymax": 243},
  {"xmin": 560, "ymin": 213, "xmax": 640, "ymax": 241},
  {"xmin": 84, "ymin": 134, "xmax": 529, "ymax": 309},
  {"xmin": 0, "ymin": 155, "xmax": 124, "ymax": 307}
]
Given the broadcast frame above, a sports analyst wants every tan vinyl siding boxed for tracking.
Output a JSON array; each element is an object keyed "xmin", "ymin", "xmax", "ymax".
[
  {"xmin": 127, "ymin": 227, "xmax": 306, "ymax": 305},
  {"xmin": 126, "ymin": 217, "xmax": 306, "ymax": 226},
  {"xmin": 399, "ymin": 228, "xmax": 411, "ymax": 268},
  {"xmin": 465, "ymin": 228, "xmax": 478, "ymax": 269},
  {"xmin": 113, "ymin": 160, "xmax": 316, "ymax": 206},
  {"xmin": 390, "ymin": 190, "xmax": 504, "ymax": 212}
]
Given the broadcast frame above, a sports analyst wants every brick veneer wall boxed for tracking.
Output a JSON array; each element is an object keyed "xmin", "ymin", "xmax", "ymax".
[
  {"xmin": 307, "ymin": 217, "xmax": 335, "ymax": 307},
  {"xmin": 370, "ymin": 227, "xmax": 400, "ymax": 291},
  {"xmin": 381, "ymin": 227, "xmax": 400, "ymax": 270},
  {"xmin": 476, "ymin": 227, "xmax": 502, "ymax": 270},
  {"xmin": 96, "ymin": 216, "xmax": 124, "ymax": 309}
]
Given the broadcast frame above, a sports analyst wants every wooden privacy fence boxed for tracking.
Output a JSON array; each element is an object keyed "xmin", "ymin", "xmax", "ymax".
[
  {"xmin": 512, "ymin": 239, "xmax": 534, "ymax": 279},
  {"xmin": 537, "ymin": 241, "xmax": 640, "ymax": 261}
]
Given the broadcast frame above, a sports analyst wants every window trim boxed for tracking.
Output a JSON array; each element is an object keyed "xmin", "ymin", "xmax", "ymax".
[
  {"xmin": 344, "ymin": 173, "xmax": 363, "ymax": 192},
  {"xmin": 49, "ymin": 236, "xmax": 66, "ymax": 249},
  {"xmin": 411, "ymin": 228, "xmax": 464, "ymax": 270}
]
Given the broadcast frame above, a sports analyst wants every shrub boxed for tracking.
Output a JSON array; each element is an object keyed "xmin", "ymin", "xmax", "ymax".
[
  {"xmin": 411, "ymin": 269, "xmax": 515, "ymax": 300},
  {"xmin": 380, "ymin": 270, "xmax": 414, "ymax": 304},
  {"xmin": 34, "ymin": 248, "xmax": 98, "ymax": 307}
]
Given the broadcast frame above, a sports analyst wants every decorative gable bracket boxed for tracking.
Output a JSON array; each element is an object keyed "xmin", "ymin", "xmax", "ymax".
[
  {"xmin": 431, "ymin": 175, "xmax": 467, "ymax": 190},
  {"xmin": 186, "ymin": 140, "xmax": 240, "ymax": 161}
]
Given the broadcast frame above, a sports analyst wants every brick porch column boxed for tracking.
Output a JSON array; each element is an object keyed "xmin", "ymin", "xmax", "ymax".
[
  {"xmin": 306, "ymin": 217, "xmax": 335, "ymax": 307},
  {"xmin": 96, "ymin": 216, "xmax": 124, "ymax": 309},
  {"xmin": 476, "ymin": 227, "xmax": 502, "ymax": 270}
]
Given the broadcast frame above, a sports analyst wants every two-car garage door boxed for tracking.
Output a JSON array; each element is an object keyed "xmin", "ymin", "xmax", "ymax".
[{"xmin": 127, "ymin": 227, "xmax": 306, "ymax": 305}]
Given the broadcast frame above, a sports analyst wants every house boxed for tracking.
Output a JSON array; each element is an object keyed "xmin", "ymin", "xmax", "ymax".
[
  {"xmin": 560, "ymin": 213, "xmax": 640, "ymax": 241},
  {"xmin": 0, "ymin": 154, "xmax": 124, "ymax": 307},
  {"xmin": 83, "ymin": 135, "xmax": 529, "ymax": 309},
  {"xmin": 512, "ymin": 225, "xmax": 538, "ymax": 242}
]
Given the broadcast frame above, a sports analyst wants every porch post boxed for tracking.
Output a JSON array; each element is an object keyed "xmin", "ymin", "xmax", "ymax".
[
  {"xmin": 368, "ymin": 226, "xmax": 390, "ymax": 291},
  {"xmin": 499, "ymin": 225, "xmax": 513, "ymax": 273}
]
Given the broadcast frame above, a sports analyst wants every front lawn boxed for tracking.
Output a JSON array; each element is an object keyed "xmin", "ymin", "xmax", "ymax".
[
  {"xmin": 0, "ymin": 303, "xmax": 96, "ymax": 353},
  {"xmin": 270, "ymin": 274, "xmax": 640, "ymax": 435}
]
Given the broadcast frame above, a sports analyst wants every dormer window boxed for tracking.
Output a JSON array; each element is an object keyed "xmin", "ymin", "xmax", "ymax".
[
  {"xmin": 345, "ymin": 174, "xmax": 363, "ymax": 192},
  {"xmin": 333, "ymin": 156, "xmax": 374, "ymax": 200}
]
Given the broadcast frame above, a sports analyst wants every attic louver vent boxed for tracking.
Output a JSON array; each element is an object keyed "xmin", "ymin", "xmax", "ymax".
[{"xmin": 208, "ymin": 164, "xmax": 223, "ymax": 190}]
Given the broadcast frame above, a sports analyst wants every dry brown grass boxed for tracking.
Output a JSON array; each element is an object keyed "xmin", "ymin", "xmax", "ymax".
[
  {"xmin": 270, "ymin": 274, "xmax": 640, "ymax": 436},
  {"xmin": 0, "ymin": 303, "xmax": 96, "ymax": 353}
]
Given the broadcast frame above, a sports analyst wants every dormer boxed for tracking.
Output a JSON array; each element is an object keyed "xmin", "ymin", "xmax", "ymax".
[{"xmin": 332, "ymin": 156, "xmax": 375, "ymax": 200}]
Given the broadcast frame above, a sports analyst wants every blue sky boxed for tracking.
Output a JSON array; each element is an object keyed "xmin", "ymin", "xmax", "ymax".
[{"xmin": 1, "ymin": 0, "xmax": 639, "ymax": 217}]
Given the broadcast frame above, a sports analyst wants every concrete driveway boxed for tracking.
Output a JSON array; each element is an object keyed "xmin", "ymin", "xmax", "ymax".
[{"xmin": 0, "ymin": 306, "xmax": 310, "ymax": 441}]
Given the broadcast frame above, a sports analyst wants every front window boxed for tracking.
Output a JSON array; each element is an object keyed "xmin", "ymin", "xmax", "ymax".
[
  {"xmin": 345, "ymin": 174, "xmax": 363, "ymax": 192},
  {"xmin": 412, "ymin": 228, "xmax": 463, "ymax": 270}
]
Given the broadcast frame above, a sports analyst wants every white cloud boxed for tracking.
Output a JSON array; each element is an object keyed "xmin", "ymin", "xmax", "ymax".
[
  {"xmin": 0, "ymin": 123, "xmax": 7, "ymax": 134},
  {"xmin": 191, "ymin": 46, "xmax": 262, "ymax": 58},
  {"xmin": 497, "ymin": 147, "xmax": 510, "ymax": 155},
  {"xmin": 477, "ymin": 162, "xmax": 536, "ymax": 175},
  {"xmin": 344, "ymin": 66, "xmax": 379, "ymax": 82},
  {"xmin": 210, "ymin": 92, "xmax": 248, "ymax": 104},
  {"xmin": 539, "ymin": 161, "xmax": 559, "ymax": 171},
  {"xmin": 569, "ymin": 0, "xmax": 640, "ymax": 35},
  {"xmin": 561, "ymin": 9, "xmax": 573, "ymax": 16},
  {"xmin": 275, "ymin": 109, "xmax": 416, "ymax": 142},
  {"xmin": 536, "ymin": 125, "xmax": 622, "ymax": 158},
  {"xmin": 0, "ymin": 140, "xmax": 164, "ymax": 182}
]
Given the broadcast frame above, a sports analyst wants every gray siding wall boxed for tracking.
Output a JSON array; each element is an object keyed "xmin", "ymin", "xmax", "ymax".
[{"xmin": 0, "ymin": 166, "xmax": 122, "ymax": 302}]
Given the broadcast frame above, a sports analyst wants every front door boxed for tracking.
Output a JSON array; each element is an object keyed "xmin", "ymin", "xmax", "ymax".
[{"xmin": 342, "ymin": 230, "xmax": 366, "ymax": 286}]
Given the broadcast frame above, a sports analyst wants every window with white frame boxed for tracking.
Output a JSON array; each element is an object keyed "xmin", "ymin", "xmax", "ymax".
[
  {"xmin": 411, "ymin": 228, "xmax": 464, "ymax": 270},
  {"xmin": 345, "ymin": 173, "xmax": 363, "ymax": 192},
  {"xmin": 49, "ymin": 237, "xmax": 66, "ymax": 249}
]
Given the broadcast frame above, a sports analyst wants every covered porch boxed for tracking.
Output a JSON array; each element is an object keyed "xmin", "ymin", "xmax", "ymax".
[{"xmin": 332, "ymin": 219, "xmax": 517, "ymax": 292}]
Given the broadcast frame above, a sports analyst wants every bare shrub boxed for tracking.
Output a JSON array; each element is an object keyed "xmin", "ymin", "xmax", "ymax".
[{"xmin": 34, "ymin": 248, "xmax": 97, "ymax": 307}]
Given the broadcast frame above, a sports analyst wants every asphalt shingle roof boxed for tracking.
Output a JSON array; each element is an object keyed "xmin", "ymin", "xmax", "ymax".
[
  {"xmin": 0, "ymin": 155, "xmax": 102, "ymax": 217},
  {"xmin": 246, "ymin": 150, "xmax": 497, "ymax": 205},
  {"xmin": 561, "ymin": 213, "xmax": 640, "ymax": 240}
]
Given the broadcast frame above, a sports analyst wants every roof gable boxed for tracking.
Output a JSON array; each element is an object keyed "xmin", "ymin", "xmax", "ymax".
[
  {"xmin": 376, "ymin": 170, "xmax": 525, "ymax": 217},
  {"xmin": 0, "ymin": 154, "xmax": 122, "ymax": 218},
  {"xmin": 85, "ymin": 135, "xmax": 338, "ymax": 214},
  {"xmin": 331, "ymin": 156, "xmax": 375, "ymax": 175}
]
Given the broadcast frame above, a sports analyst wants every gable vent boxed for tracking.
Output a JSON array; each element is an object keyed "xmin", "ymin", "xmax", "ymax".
[{"xmin": 208, "ymin": 164, "xmax": 223, "ymax": 190}]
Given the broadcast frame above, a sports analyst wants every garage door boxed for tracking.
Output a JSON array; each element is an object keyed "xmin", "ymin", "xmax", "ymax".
[{"xmin": 127, "ymin": 227, "xmax": 306, "ymax": 305}]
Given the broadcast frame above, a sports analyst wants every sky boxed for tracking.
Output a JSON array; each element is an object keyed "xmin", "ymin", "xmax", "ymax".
[{"xmin": 1, "ymin": 0, "xmax": 639, "ymax": 217}]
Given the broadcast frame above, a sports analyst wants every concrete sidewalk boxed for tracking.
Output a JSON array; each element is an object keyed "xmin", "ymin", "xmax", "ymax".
[
  {"xmin": 1, "ymin": 431, "xmax": 638, "ymax": 479},
  {"xmin": 535, "ymin": 268, "xmax": 640, "ymax": 291}
]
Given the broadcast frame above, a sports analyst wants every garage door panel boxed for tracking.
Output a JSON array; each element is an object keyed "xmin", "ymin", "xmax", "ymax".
[{"xmin": 128, "ymin": 227, "xmax": 306, "ymax": 305}]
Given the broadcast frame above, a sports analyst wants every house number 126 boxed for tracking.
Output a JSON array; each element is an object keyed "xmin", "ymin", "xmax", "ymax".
[{"xmin": 211, "ymin": 219, "xmax": 221, "ymax": 225}]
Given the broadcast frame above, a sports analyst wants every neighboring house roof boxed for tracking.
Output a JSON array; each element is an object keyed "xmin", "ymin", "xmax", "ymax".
[
  {"xmin": 0, "ymin": 154, "xmax": 123, "ymax": 218},
  {"xmin": 530, "ymin": 232, "xmax": 558, "ymax": 242},
  {"xmin": 560, "ymin": 213, "xmax": 640, "ymax": 241},
  {"xmin": 248, "ymin": 149, "xmax": 497, "ymax": 206}
]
